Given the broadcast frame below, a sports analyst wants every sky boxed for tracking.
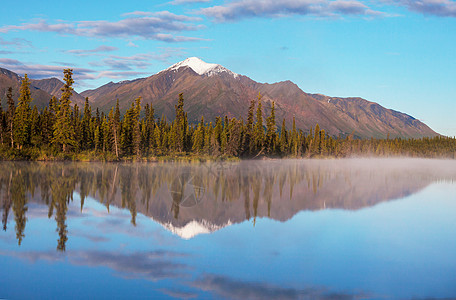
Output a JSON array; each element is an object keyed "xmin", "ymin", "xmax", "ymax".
[{"xmin": 0, "ymin": 0, "xmax": 455, "ymax": 136}]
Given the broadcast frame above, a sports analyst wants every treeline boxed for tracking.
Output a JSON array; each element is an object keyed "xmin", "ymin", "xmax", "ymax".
[
  {"xmin": 0, "ymin": 69, "xmax": 455, "ymax": 160},
  {"xmin": 0, "ymin": 161, "xmax": 319, "ymax": 249}
]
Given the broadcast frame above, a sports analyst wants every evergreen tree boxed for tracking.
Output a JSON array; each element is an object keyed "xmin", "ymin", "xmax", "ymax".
[
  {"xmin": 280, "ymin": 118, "xmax": 287, "ymax": 155},
  {"xmin": 153, "ymin": 123, "xmax": 161, "ymax": 153},
  {"xmin": 253, "ymin": 93, "xmax": 264, "ymax": 153},
  {"xmin": 94, "ymin": 125, "xmax": 100, "ymax": 152},
  {"xmin": 81, "ymin": 98, "xmax": 92, "ymax": 150},
  {"xmin": 13, "ymin": 74, "xmax": 33, "ymax": 149},
  {"xmin": 226, "ymin": 118, "xmax": 242, "ymax": 156},
  {"xmin": 290, "ymin": 116, "xmax": 298, "ymax": 156},
  {"xmin": 171, "ymin": 93, "xmax": 187, "ymax": 152},
  {"xmin": 319, "ymin": 129, "xmax": 326, "ymax": 155},
  {"xmin": 53, "ymin": 69, "xmax": 76, "ymax": 152},
  {"xmin": 121, "ymin": 103, "xmax": 134, "ymax": 156},
  {"xmin": 242, "ymin": 97, "xmax": 256, "ymax": 156},
  {"xmin": 120, "ymin": 98, "xmax": 141, "ymax": 156},
  {"xmin": 213, "ymin": 117, "xmax": 223, "ymax": 154},
  {"xmin": 30, "ymin": 106, "xmax": 41, "ymax": 147},
  {"xmin": 265, "ymin": 101, "xmax": 276, "ymax": 154},
  {"xmin": 133, "ymin": 97, "xmax": 141, "ymax": 156},
  {"xmin": 312, "ymin": 123, "xmax": 321, "ymax": 155},
  {"xmin": 101, "ymin": 115, "xmax": 110, "ymax": 152},
  {"xmin": 110, "ymin": 100, "xmax": 121, "ymax": 158},
  {"xmin": 6, "ymin": 87, "xmax": 15, "ymax": 148},
  {"xmin": 72, "ymin": 104, "xmax": 82, "ymax": 149},
  {"xmin": 192, "ymin": 117, "xmax": 205, "ymax": 154}
]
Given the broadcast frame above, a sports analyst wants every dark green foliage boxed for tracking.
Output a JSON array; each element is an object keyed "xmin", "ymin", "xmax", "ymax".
[
  {"xmin": 53, "ymin": 69, "xmax": 76, "ymax": 152},
  {"xmin": 253, "ymin": 93, "xmax": 264, "ymax": 154},
  {"xmin": 81, "ymin": 98, "xmax": 92, "ymax": 150},
  {"xmin": 13, "ymin": 74, "xmax": 32, "ymax": 149},
  {"xmin": 0, "ymin": 69, "xmax": 454, "ymax": 161},
  {"xmin": 6, "ymin": 87, "xmax": 15, "ymax": 148},
  {"xmin": 265, "ymin": 101, "xmax": 276, "ymax": 155},
  {"xmin": 171, "ymin": 93, "xmax": 187, "ymax": 152},
  {"xmin": 242, "ymin": 96, "xmax": 256, "ymax": 156}
]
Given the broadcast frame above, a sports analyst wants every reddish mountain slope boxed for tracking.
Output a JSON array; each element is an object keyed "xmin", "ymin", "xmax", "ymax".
[{"xmin": 81, "ymin": 58, "xmax": 437, "ymax": 138}]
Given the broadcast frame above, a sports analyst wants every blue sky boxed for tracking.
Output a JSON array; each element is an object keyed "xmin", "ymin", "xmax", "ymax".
[{"xmin": 0, "ymin": 0, "xmax": 455, "ymax": 136}]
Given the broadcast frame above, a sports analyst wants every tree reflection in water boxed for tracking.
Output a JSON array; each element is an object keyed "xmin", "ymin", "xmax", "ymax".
[{"xmin": 1, "ymin": 159, "xmax": 455, "ymax": 250}]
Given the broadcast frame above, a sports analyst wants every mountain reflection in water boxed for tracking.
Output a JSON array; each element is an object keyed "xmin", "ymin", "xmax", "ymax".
[
  {"xmin": 2, "ymin": 159, "xmax": 456, "ymax": 299},
  {"xmin": 1, "ymin": 159, "xmax": 455, "ymax": 248}
]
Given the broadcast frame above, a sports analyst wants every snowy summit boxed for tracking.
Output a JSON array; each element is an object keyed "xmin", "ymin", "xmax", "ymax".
[{"xmin": 164, "ymin": 57, "xmax": 238, "ymax": 78}]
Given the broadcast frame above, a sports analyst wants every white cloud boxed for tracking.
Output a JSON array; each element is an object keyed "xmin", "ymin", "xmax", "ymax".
[
  {"xmin": 65, "ymin": 45, "xmax": 118, "ymax": 56},
  {"xmin": 384, "ymin": 0, "xmax": 456, "ymax": 17},
  {"xmin": 0, "ymin": 12, "xmax": 204, "ymax": 42},
  {"xmin": 0, "ymin": 58, "xmax": 96, "ymax": 80},
  {"xmin": 200, "ymin": 0, "xmax": 384, "ymax": 22}
]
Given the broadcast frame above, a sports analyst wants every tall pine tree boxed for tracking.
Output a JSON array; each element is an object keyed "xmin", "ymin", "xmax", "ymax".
[
  {"xmin": 6, "ymin": 87, "xmax": 15, "ymax": 148},
  {"xmin": 265, "ymin": 101, "xmax": 276, "ymax": 154},
  {"xmin": 53, "ymin": 69, "xmax": 76, "ymax": 152},
  {"xmin": 253, "ymin": 93, "xmax": 264, "ymax": 153},
  {"xmin": 13, "ymin": 74, "xmax": 33, "ymax": 149}
]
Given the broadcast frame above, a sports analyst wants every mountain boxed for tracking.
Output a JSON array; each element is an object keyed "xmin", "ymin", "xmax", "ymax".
[
  {"xmin": 81, "ymin": 57, "xmax": 437, "ymax": 139},
  {"xmin": 30, "ymin": 77, "xmax": 86, "ymax": 106},
  {"xmin": 1, "ymin": 59, "xmax": 437, "ymax": 139},
  {"xmin": 8, "ymin": 159, "xmax": 456, "ymax": 239},
  {"xmin": 0, "ymin": 67, "xmax": 86, "ymax": 108}
]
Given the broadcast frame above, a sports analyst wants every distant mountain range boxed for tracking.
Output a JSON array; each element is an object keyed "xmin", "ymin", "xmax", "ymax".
[
  {"xmin": 1, "ymin": 58, "xmax": 438, "ymax": 138},
  {"xmin": 0, "ymin": 67, "xmax": 86, "ymax": 109}
]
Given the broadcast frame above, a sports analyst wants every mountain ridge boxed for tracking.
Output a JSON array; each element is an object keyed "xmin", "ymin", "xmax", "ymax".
[
  {"xmin": 80, "ymin": 57, "xmax": 438, "ymax": 138},
  {"xmin": 0, "ymin": 67, "xmax": 86, "ymax": 108},
  {"xmin": 0, "ymin": 59, "xmax": 438, "ymax": 139}
]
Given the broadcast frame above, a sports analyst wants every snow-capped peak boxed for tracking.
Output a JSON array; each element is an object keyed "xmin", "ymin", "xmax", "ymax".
[
  {"xmin": 162, "ymin": 219, "xmax": 232, "ymax": 240},
  {"xmin": 164, "ymin": 57, "xmax": 238, "ymax": 78}
]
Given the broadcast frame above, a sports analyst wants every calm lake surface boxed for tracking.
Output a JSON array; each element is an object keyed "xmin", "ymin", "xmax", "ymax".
[{"xmin": 1, "ymin": 159, "xmax": 456, "ymax": 299}]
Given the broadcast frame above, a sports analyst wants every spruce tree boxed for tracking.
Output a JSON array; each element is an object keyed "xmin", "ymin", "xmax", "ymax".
[
  {"xmin": 110, "ymin": 100, "xmax": 121, "ymax": 158},
  {"xmin": 101, "ymin": 115, "xmax": 110, "ymax": 152},
  {"xmin": 153, "ymin": 123, "xmax": 161, "ymax": 153},
  {"xmin": 133, "ymin": 97, "xmax": 141, "ymax": 156},
  {"xmin": 6, "ymin": 87, "xmax": 15, "ymax": 148},
  {"xmin": 253, "ymin": 93, "xmax": 264, "ymax": 153},
  {"xmin": 280, "ymin": 118, "xmax": 287, "ymax": 155},
  {"xmin": 226, "ymin": 118, "xmax": 242, "ymax": 156},
  {"xmin": 81, "ymin": 98, "xmax": 92, "ymax": 150},
  {"xmin": 192, "ymin": 117, "xmax": 205, "ymax": 154},
  {"xmin": 171, "ymin": 93, "xmax": 186, "ymax": 152},
  {"xmin": 242, "ymin": 97, "xmax": 256, "ymax": 156},
  {"xmin": 30, "ymin": 106, "xmax": 41, "ymax": 147},
  {"xmin": 214, "ymin": 117, "xmax": 223, "ymax": 154},
  {"xmin": 265, "ymin": 101, "xmax": 276, "ymax": 154},
  {"xmin": 312, "ymin": 123, "xmax": 320, "ymax": 155},
  {"xmin": 14, "ymin": 74, "xmax": 33, "ymax": 149},
  {"xmin": 53, "ymin": 69, "xmax": 76, "ymax": 152},
  {"xmin": 121, "ymin": 103, "xmax": 134, "ymax": 156},
  {"xmin": 290, "ymin": 116, "xmax": 298, "ymax": 156}
]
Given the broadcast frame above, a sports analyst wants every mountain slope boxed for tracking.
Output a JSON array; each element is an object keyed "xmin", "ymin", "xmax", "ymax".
[
  {"xmin": 30, "ymin": 77, "xmax": 86, "ymax": 106},
  {"xmin": 81, "ymin": 57, "xmax": 437, "ymax": 139},
  {"xmin": 0, "ymin": 67, "xmax": 86, "ymax": 108}
]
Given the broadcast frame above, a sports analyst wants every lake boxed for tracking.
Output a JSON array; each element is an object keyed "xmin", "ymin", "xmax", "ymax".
[{"xmin": 1, "ymin": 159, "xmax": 456, "ymax": 299}]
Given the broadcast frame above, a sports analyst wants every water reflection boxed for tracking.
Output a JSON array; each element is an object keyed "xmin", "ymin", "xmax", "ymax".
[
  {"xmin": 1, "ymin": 159, "xmax": 456, "ymax": 299},
  {"xmin": 1, "ymin": 159, "xmax": 456, "ymax": 249}
]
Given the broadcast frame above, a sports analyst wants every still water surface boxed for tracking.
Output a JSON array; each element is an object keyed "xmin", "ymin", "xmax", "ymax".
[{"xmin": 1, "ymin": 159, "xmax": 456, "ymax": 299}]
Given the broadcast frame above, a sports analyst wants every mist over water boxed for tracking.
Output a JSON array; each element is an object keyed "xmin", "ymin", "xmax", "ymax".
[{"xmin": 1, "ymin": 158, "xmax": 455, "ymax": 299}]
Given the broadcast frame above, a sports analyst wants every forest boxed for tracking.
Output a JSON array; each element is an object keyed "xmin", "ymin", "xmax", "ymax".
[{"xmin": 0, "ymin": 69, "xmax": 455, "ymax": 161}]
